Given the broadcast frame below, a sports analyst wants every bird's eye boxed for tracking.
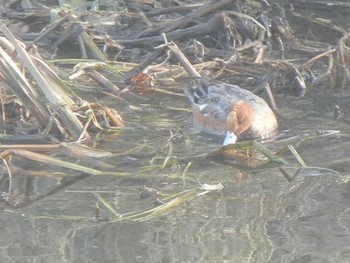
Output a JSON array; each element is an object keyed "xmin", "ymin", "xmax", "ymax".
[{"xmin": 214, "ymin": 112, "xmax": 220, "ymax": 119}]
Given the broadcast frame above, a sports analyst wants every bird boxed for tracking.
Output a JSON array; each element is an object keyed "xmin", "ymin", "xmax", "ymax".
[{"xmin": 186, "ymin": 82, "xmax": 278, "ymax": 145}]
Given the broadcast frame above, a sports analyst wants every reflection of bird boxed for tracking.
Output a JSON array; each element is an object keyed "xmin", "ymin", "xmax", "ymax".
[{"xmin": 186, "ymin": 83, "xmax": 278, "ymax": 145}]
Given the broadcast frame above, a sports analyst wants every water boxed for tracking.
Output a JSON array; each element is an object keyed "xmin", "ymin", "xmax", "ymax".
[
  {"xmin": 1, "ymin": 82, "xmax": 350, "ymax": 263},
  {"xmin": 2, "ymin": 2, "xmax": 350, "ymax": 262}
]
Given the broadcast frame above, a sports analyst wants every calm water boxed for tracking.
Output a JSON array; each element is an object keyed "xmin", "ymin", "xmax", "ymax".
[
  {"xmin": 2, "ymin": 3, "xmax": 350, "ymax": 263},
  {"xmin": 2, "ymin": 83, "xmax": 350, "ymax": 263}
]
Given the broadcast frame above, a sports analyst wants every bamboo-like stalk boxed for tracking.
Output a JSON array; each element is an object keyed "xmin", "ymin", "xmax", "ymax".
[
  {"xmin": 0, "ymin": 149, "xmax": 129, "ymax": 176},
  {"xmin": 0, "ymin": 23, "xmax": 88, "ymax": 139},
  {"xmin": 0, "ymin": 45, "xmax": 55, "ymax": 131}
]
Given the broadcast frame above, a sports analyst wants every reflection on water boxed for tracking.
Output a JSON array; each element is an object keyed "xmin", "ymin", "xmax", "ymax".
[
  {"xmin": 2, "ymin": 83, "xmax": 350, "ymax": 263},
  {"xmin": 3, "ymin": 9, "xmax": 350, "ymax": 263}
]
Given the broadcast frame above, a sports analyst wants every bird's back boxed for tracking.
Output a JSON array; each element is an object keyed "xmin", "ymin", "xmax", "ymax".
[{"xmin": 186, "ymin": 82, "xmax": 278, "ymax": 140}]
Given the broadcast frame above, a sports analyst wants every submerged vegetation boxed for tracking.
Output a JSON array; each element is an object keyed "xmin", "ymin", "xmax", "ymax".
[{"xmin": 0, "ymin": 0, "xmax": 347, "ymax": 219}]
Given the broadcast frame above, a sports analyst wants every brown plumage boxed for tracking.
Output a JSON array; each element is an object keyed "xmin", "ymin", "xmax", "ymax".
[{"xmin": 186, "ymin": 83, "xmax": 278, "ymax": 145}]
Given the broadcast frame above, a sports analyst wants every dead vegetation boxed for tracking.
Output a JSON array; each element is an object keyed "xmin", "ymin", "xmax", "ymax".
[{"xmin": 0, "ymin": 0, "xmax": 348, "ymax": 215}]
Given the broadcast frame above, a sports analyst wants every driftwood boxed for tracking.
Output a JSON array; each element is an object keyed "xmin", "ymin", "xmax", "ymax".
[
  {"xmin": 286, "ymin": 0, "xmax": 350, "ymax": 14},
  {"xmin": 118, "ymin": 13, "xmax": 225, "ymax": 46},
  {"xmin": 136, "ymin": 0, "xmax": 233, "ymax": 39}
]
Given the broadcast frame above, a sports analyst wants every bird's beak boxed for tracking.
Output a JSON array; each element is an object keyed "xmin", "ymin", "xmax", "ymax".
[{"xmin": 223, "ymin": 131, "xmax": 237, "ymax": 146}]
